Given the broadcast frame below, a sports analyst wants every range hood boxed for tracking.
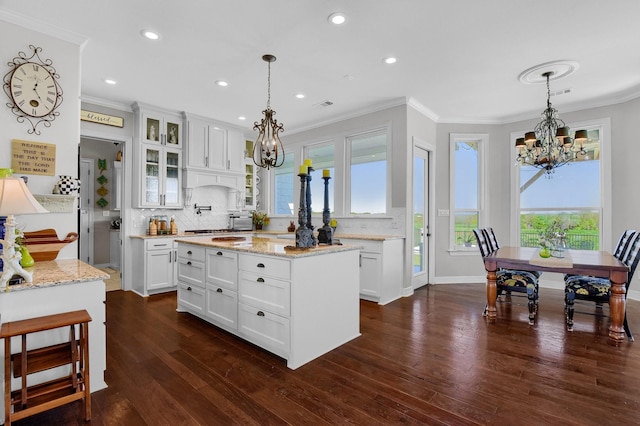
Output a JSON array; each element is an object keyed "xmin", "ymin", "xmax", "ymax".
[{"xmin": 183, "ymin": 169, "xmax": 243, "ymax": 190}]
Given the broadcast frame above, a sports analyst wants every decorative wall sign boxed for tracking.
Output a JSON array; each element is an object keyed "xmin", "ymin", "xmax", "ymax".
[
  {"xmin": 80, "ymin": 110, "xmax": 124, "ymax": 128},
  {"xmin": 11, "ymin": 139, "xmax": 56, "ymax": 175}
]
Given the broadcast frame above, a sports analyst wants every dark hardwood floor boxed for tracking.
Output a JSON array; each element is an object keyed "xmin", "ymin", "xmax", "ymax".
[{"xmin": 14, "ymin": 284, "xmax": 640, "ymax": 425}]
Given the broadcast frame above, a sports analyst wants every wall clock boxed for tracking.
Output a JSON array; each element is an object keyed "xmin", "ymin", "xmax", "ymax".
[{"xmin": 3, "ymin": 45, "xmax": 63, "ymax": 135}]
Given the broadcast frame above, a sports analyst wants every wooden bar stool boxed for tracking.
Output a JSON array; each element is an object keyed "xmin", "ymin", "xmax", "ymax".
[{"xmin": 0, "ymin": 310, "xmax": 92, "ymax": 425}]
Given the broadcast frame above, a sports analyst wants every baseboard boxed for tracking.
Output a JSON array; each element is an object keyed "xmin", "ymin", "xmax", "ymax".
[{"xmin": 435, "ymin": 274, "xmax": 640, "ymax": 301}]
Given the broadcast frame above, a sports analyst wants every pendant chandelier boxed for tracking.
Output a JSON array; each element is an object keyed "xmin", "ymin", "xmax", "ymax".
[
  {"xmin": 514, "ymin": 71, "xmax": 587, "ymax": 176},
  {"xmin": 253, "ymin": 54, "xmax": 285, "ymax": 169}
]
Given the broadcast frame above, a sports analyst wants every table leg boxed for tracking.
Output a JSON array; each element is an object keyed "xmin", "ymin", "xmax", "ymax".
[
  {"xmin": 608, "ymin": 270, "xmax": 627, "ymax": 345},
  {"xmin": 486, "ymin": 268, "xmax": 497, "ymax": 322}
]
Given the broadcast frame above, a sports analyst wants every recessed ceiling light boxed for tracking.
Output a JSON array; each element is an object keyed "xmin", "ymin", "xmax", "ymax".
[
  {"xmin": 295, "ymin": 93, "xmax": 305, "ymax": 99},
  {"xmin": 383, "ymin": 57, "xmax": 397, "ymax": 65},
  {"xmin": 215, "ymin": 80, "xmax": 228, "ymax": 87},
  {"xmin": 140, "ymin": 29, "xmax": 160, "ymax": 40},
  {"xmin": 104, "ymin": 79, "xmax": 117, "ymax": 85},
  {"xmin": 238, "ymin": 116, "xmax": 246, "ymax": 121},
  {"xmin": 328, "ymin": 12, "xmax": 346, "ymax": 25}
]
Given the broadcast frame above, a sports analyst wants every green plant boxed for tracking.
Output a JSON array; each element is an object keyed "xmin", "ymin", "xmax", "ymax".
[{"xmin": 252, "ymin": 211, "xmax": 270, "ymax": 226}]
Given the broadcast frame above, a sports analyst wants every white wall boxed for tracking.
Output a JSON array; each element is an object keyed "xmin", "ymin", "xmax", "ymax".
[{"xmin": 0, "ymin": 18, "xmax": 83, "ymax": 259}]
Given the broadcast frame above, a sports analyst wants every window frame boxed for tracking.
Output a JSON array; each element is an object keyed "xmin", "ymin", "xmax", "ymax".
[
  {"xmin": 509, "ymin": 118, "xmax": 612, "ymax": 251},
  {"xmin": 449, "ymin": 133, "xmax": 487, "ymax": 252},
  {"xmin": 345, "ymin": 127, "xmax": 391, "ymax": 217}
]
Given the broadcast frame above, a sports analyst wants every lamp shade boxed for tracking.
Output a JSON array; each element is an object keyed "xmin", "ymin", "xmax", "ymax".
[{"xmin": 0, "ymin": 177, "xmax": 48, "ymax": 215}]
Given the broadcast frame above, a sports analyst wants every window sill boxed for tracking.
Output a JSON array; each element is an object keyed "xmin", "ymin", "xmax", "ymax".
[{"xmin": 447, "ymin": 248, "xmax": 479, "ymax": 256}]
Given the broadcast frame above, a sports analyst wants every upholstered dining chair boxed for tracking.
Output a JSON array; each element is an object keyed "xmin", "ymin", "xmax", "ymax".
[
  {"xmin": 473, "ymin": 228, "xmax": 540, "ymax": 325},
  {"xmin": 564, "ymin": 231, "xmax": 640, "ymax": 340}
]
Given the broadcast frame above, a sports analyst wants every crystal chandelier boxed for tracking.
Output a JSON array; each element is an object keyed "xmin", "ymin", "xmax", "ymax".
[
  {"xmin": 515, "ymin": 71, "xmax": 587, "ymax": 176},
  {"xmin": 253, "ymin": 54, "xmax": 285, "ymax": 169}
]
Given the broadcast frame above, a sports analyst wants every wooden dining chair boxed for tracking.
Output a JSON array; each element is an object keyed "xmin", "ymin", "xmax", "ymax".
[
  {"xmin": 564, "ymin": 231, "xmax": 640, "ymax": 340},
  {"xmin": 473, "ymin": 228, "xmax": 540, "ymax": 325}
]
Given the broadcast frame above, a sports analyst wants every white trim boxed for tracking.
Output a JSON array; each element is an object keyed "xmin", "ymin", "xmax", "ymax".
[
  {"xmin": 0, "ymin": 9, "xmax": 88, "ymax": 47},
  {"xmin": 432, "ymin": 276, "xmax": 640, "ymax": 301}
]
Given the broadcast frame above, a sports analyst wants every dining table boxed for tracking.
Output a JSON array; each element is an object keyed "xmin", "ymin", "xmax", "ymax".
[{"xmin": 483, "ymin": 246, "xmax": 629, "ymax": 345}]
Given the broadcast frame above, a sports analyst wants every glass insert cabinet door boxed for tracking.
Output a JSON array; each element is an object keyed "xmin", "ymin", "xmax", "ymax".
[
  {"xmin": 165, "ymin": 151, "xmax": 180, "ymax": 205},
  {"xmin": 144, "ymin": 147, "xmax": 160, "ymax": 204},
  {"xmin": 142, "ymin": 113, "xmax": 182, "ymax": 146}
]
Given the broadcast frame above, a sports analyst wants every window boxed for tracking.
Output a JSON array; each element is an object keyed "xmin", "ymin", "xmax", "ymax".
[
  {"xmin": 305, "ymin": 143, "xmax": 335, "ymax": 213},
  {"xmin": 273, "ymin": 152, "xmax": 295, "ymax": 215},
  {"xmin": 517, "ymin": 126, "xmax": 603, "ymax": 250},
  {"xmin": 450, "ymin": 133, "xmax": 486, "ymax": 250},
  {"xmin": 348, "ymin": 130, "xmax": 387, "ymax": 215}
]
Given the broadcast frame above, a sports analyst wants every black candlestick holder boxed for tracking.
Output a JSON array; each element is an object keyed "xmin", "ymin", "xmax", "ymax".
[
  {"xmin": 295, "ymin": 172, "xmax": 315, "ymax": 248},
  {"xmin": 305, "ymin": 167, "xmax": 317, "ymax": 247},
  {"xmin": 317, "ymin": 176, "xmax": 333, "ymax": 245}
]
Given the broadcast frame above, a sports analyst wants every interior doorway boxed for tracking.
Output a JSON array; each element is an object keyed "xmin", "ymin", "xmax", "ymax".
[{"xmin": 79, "ymin": 137, "xmax": 123, "ymax": 291}]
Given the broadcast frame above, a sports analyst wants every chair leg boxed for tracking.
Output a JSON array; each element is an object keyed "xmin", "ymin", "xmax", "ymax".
[
  {"xmin": 623, "ymin": 314, "xmax": 634, "ymax": 342},
  {"xmin": 565, "ymin": 291, "xmax": 575, "ymax": 331},
  {"xmin": 526, "ymin": 283, "xmax": 536, "ymax": 325}
]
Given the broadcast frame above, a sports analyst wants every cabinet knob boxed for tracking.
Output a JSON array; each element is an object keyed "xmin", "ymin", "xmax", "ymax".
[
  {"xmin": 257, "ymin": 311, "xmax": 265, "ymax": 317},
  {"xmin": 216, "ymin": 288, "xmax": 223, "ymax": 293},
  {"xmin": 257, "ymin": 277, "xmax": 265, "ymax": 283},
  {"xmin": 217, "ymin": 251, "xmax": 223, "ymax": 256},
  {"xmin": 257, "ymin": 263, "xmax": 265, "ymax": 268},
  {"xmin": 187, "ymin": 250, "xmax": 192, "ymax": 255},
  {"xmin": 187, "ymin": 261, "xmax": 192, "ymax": 265},
  {"xmin": 187, "ymin": 286, "xmax": 192, "ymax": 291}
]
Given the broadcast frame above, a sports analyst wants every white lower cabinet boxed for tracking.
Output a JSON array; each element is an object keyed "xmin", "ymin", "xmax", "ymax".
[
  {"xmin": 176, "ymin": 241, "xmax": 360, "ymax": 369},
  {"xmin": 238, "ymin": 302, "xmax": 290, "ymax": 358},
  {"xmin": 204, "ymin": 248, "xmax": 239, "ymax": 331},
  {"xmin": 131, "ymin": 238, "xmax": 178, "ymax": 296},
  {"xmin": 339, "ymin": 238, "xmax": 404, "ymax": 305}
]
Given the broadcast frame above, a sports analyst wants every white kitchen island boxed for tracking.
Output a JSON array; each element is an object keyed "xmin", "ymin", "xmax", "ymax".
[{"xmin": 175, "ymin": 236, "xmax": 361, "ymax": 370}]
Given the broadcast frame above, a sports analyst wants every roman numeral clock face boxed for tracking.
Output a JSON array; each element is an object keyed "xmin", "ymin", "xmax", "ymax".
[
  {"xmin": 3, "ymin": 46, "xmax": 63, "ymax": 135},
  {"xmin": 11, "ymin": 63, "xmax": 57, "ymax": 117}
]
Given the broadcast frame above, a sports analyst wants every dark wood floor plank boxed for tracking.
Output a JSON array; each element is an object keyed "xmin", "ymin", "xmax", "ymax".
[{"xmin": 12, "ymin": 283, "xmax": 640, "ymax": 425}]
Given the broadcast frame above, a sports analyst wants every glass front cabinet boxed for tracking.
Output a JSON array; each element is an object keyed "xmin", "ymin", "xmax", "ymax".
[
  {"xmin": 134, "ymin": 103, "xmax": 183, "ymax": 209},
  {"xmin": 139, "ymin": 144, "xmax": 182, "ymax": 208}
]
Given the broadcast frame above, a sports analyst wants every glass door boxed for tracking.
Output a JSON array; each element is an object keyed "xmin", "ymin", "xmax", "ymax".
[
  {"xmin": 144, "ymin": 147, "xmax": 160, "ymax": 205},
  {"xmin": 164, "ymin": 149, "xmax": 181, "ymax": 206},
  {"xmin": 413, "ymin": 146, "xmax": 429, "ymax": 289}
]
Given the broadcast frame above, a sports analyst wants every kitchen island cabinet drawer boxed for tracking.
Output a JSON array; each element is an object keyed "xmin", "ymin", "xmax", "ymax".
[
  {"xmin": 239, "ymin": 254, "xmax": 291, "ymax": 280},
  {"xmin": 238, "ymin": 302, "xmax": 289, "ymax": 358},
  {"xmin": 178, "ymin": 282, "xmax": 205, "ymax": 316},
  {"xmin": 145, "ymin": 238, "xmax": 174, "ymax": 251},
  {"xmin": 206, "ymin": 285, "xmax": 238, "ymax": 331},
  {"xmin": 238, "ymin": 271, "xmax": 290, "ymax": 316},
  {"xmin": 178, "ymin": 259, "xmax": 205, "ymax": 288},
  {"xmin": 178, "ymin": 244, "xmax": 206, "ymax": 262},
  {"xmin": 206, "ymin": 249, "xmax": 238, "ymax": 290}
]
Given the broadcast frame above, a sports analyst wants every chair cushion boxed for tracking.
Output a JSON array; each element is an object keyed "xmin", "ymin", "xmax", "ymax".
[
  {"xmin": 497, "ymin": 269, "xmax": 538, "ymax": 291},
  {"xmin": 565, "ymin": 275, "xmax": 611, "ymax": 300}
]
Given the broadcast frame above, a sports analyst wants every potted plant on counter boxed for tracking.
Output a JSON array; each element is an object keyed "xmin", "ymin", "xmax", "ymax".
[{"xmin": 252, "ymin": 211, "xmax": 270, "ymax": 230}]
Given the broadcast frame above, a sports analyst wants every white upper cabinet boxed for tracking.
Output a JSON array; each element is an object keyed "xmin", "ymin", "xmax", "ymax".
[
  {"xmin": 184, "ymin": 113, "xmax": 244, "ymax": 175},
  {"xmin": 133, "ymin": 102, "xmax": 183, "ymax": 208}
]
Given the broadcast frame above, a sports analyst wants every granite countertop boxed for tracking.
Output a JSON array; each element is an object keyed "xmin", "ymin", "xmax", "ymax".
[
  {"xmin": 133, "ymin": 230, "xmax": 403, "ymax": 241},
  {"xmin": 175, "ymin": 236, "xmax": 361, "ymax": 258},
  {"xmin": 5, "ymin": 259, "xmax": 109, "ymax": 293}
]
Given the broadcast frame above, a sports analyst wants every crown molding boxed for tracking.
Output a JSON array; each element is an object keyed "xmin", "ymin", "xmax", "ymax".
[{"xmin": 0, "ymin": 8, "xmax": 88, "ymax": 47}]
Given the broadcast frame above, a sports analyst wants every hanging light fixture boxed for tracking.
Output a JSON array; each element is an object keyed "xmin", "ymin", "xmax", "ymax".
[
  {"xmin": 253, "ymin": 54, "xmax": 285, "ymax": 169},
  {"xmin": 514, "ymin": 71, "xmax": 587, "ymax": 176}
]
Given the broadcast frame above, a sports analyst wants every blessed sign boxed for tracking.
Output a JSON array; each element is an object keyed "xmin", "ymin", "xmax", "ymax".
[
  {"xmin": 11, "ymin": 139, "xmax": 56, "ymax": 176},
  {"xmin": 80, "ymin": 110, "xmax": 124, "ymax": 127}
]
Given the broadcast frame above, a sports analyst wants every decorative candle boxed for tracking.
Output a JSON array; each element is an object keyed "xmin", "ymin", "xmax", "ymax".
[
  {"xmin": 304, "ymin": 158, "xmax": 312, "ymax": 167},
  {"xmin": 323, "ymin": 169, "xmax": 330, "ymax": 178},
  {"xmin": 299, "ymin": 165, "xmax": 308, "ymax": 175}
]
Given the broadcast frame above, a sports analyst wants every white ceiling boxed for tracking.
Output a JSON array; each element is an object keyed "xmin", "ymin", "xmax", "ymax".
[{"xmin": 2, "ymin": 0, "xmax": 640, "ymax": 133}]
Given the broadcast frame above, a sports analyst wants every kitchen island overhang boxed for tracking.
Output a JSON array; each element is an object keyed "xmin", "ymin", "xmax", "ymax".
[{"xmin": 175, "ymin": 236, "xmax": 361, "ymax": 369}]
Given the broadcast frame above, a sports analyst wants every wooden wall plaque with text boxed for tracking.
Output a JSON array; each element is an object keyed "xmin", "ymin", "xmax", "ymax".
[{"xmin": 11, "ymin": 139, "xmax": 56, "ymax": 176}]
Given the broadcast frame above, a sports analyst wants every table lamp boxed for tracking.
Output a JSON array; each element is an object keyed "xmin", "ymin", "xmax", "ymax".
[{"xmin": 0, "ymin": 173, "xmax": 48, "ymax": 290}]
